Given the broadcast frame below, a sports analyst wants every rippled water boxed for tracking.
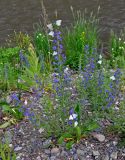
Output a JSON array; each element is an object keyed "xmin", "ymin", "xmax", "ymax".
[{"xmin": 0, "ymin": 0, "xmax": 125, "ymax": 45}]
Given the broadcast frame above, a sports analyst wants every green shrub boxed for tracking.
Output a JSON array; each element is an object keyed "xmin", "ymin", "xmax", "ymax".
[
  {"xmin": 108, "ymin": 30, "xmax": 125, "ymax": 68},
  {"xmin": 63, "ymin": 10, "xmax": 99, "ymax": 70}
]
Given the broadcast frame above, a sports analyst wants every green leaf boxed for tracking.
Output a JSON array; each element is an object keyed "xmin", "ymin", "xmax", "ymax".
[
  {"xmin": 58, "ymin": 133, "xmax": 72, "ymax": 144},
  {"xmin": 75, "ymin": 126, "xmax": 81, "ymax": 140},
  {"xmin": 0, "ymin": 121, "xmax": 11, "ymax": 129},
  {"xmin": 66, "ymin": 141, "xmax": 74, "ymax": 150}
]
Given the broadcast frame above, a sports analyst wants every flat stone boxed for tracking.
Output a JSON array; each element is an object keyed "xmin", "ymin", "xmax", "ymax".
[
  {"xmin": 92, "ymin": 133, "xmax": 105, "ymax": 142},
  {"xmin": 102, "ymin": 154, "xmax": 109, "ymax": 160},
  {"xmin": 60, "ymin": 150, "xmax": 68, "ymax": 157},
  {"xmin": 92, "ymin": 150, "xmax": 100, "ymax": 156},
  {"xmin": 44, "ymin": 149, "xmax": 50, "ymax": 154},
  {"xmin": 14, "ymin": 146, "xmax": 23, "ymax": 151},
  {"xmin": 51, "ymin": 147, "xmax": 60, "ymax": 155},
  {"xmin": 6, "ymin": 95, "xmax": 12, "ymax": 104},
  {"xmin": 36, "ymin": 156, "xmax": 42, "ymax": 160},
  {"xmin": 77, "ymin": 149, "xmax": 85, "ymax": 156},
  {"xmin": 110, "ymin": 152, "xmax": 118, "ymax": 159}
]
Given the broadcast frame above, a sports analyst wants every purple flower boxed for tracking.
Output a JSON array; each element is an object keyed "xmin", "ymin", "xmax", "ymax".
[{"xmin": 52, "ymin": 46, "xmax": 57, "ymax": 51}]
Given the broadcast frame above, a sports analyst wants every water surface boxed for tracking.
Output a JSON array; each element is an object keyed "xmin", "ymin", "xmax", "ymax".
[{"xmin": 0, "ymin": 0, "xmax": 125, "ymax": 45}]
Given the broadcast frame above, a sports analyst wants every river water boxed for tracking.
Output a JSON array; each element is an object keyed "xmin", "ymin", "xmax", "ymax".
[{"xmin": 0, "ymin": 0, "xmax": 125, "ymax": 45}]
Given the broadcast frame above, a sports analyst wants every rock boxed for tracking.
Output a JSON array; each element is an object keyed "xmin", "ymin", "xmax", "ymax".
[
  {"xmin": 6, "ymin": 95, "xmax": 12, "ymax": 104},
  {"xmin": 92, "ymin": 150, "xmax": 100, "ymax": 156},
  {"xmin": 123, "ymin": 149, "xmax": 125, "ymax": 153},
  {"xmin": 92, "ymin": 133, "xmax": 105, "ymax": 142},
  {"xmin": 42, "ymin": 139, "xmax": 52, "ymax": 148},
  {"xmin": 39, "ymin": 128, "xmax": 44, "ymax": 133},
  {"xmin": 36, "ymin": 156, "xmax": 41, "ymax": 160},
  {"xmin": 14, "ymin": 146, "xmax": 22, "ymax": 151},
  {"xmin": 102, "ymin": 154, "xmax": 109, "ymax": 160},
  {"xmin": 77, "ymin": 149, "xmax": 85, "ymax": 156},
  {"xmin": 110, "ymin": 152, "xmax": 118, "ymax": 159},
  {"xmin": 44, "ymin": 149, "xmax": 50, "ymax": 155},
  {"xmin": 60, "ymin": 150, "xmax": 68, "ymax": 157},
  {"xmin": 51, "ymin": 147, "xmax": 60, "ymax": 155},
  {"xmin": 50, "ymin": 156, "xmax": 56, "ymax": 160},
  {"xmin": 112, "ymin": 141, "xmax": 118, "ymax": 146}
]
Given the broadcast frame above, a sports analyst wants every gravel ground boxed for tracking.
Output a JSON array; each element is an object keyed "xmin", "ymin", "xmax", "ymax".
[
  {"xmin": 1, "ymin": 118, "xmax": 125, "ymax": 160},
  {"xmin": 0, "ymin": 71, "xmax": 125, "ymax": 160}
]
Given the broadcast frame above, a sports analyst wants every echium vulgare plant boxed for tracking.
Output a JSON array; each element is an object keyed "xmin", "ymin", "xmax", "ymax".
[
  {"xmin": 77, "ymin": 45, "xmax": 122, "ymax": 112},
  {"xmin": 40, "ymin": 20, "xmax": 77, "ymax": 136}
]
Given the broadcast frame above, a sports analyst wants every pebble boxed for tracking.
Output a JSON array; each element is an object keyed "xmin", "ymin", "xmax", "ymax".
[
  {"xmin": 102, "ymin": 154, "xmax": 110, "ymax": 160},
  {"xmin": 51, "ymin": 147, "xmax": 60, "ymax": 155},
  {"xmin": 92, "ymin": 150, "xmax": 100, "ymax": 156},
  {"xmin": 92, "ymin": 133, "xmax": 105, "ymax": 142},
  {"xmin": 42, "ymin": 139, "xmax": 52, "ymax": 148},
  {"xmin": 6, "ymin": 95, "xmax": 12, "ymax": 104},
  {"xmin": 14, "ymin": 146, "xmax": 23, "ymax": 151},
  {"xmin": 44, "ymin": 149, "xmax": 50, "ymax": 154},
  {"xmin": 110, "ymin": 152, "xmax": 118, "ymax": 159},
  {"xmin": 36, "ymin": 156, "xmax": 41, "ymax": 160},
  {"xmin": 77, "ymin": 149, "xmax": 85, "ymax": 156}
]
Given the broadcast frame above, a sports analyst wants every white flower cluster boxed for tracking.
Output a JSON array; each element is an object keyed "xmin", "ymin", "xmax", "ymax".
[
  {"xmin": 69, "ymin": 113, "xmax": 78, "ymax": 127},
  {"xmin": 47, "ymin": 20, "xmax": 62, "ymax": 37},
  {"xmin": 97, "ymin": 54, "xmax": 102, "ymax": 65}
]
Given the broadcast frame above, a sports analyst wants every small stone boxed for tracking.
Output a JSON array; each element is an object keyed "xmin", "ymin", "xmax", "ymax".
[
  {"xmin": 42, "ymin": 139, "xmax": 52, "ymax": 148},
  {"xmin": 50, "ymin": 156, "xmax": 56, "ymax": 160},
  {"xmin": 44, "ymin": 149, "xmax": 50, "ymax": 154},
  {"xmin": 92, "ymin": 133, "xmax": 105, "ymax": 142},
  {"xmin": 14, "ymin": 146, "xmax": 22, "ymax": 151},
  {"xmin": 123, "ymin": 149, "xmax": 125, "ymax": 153},
  {"xmin": 77, "ymin": 149, "xmax": 85, "ymax": 156},
  {"xmin": 60, "ymin": 150, "xmax": 68, "ymax": 157},
  {"xmin": 6, "ymin": 95, "xmax": 12, "ymax": 104},
  {"xmin": 39, "ymin": 128, "xmax": 44, "ymax": 133},
  {"xmin": 36, "ymin": 156, "xmax": 41, "ymax": 160},
  {"xmin": 9, "ymin": 144, "xmax": 13, "ymax": 148},
  {"xmin": 112, "ymin": 141, "xmax": 118, "ymax": 146},
  {"xmin": 110, "ymin": 152, "xmax": 118, "ymax": 159},
  {"xmin": 92, "ymin": 150, "xmax": 100, "ymax": 157},
  {"xmin": 102, "ymin": 154, "xmax": 109, "ymax": 160},
  {"xmin": 51, "ymin": 147, "xmax": 60, "ymax": 155}
]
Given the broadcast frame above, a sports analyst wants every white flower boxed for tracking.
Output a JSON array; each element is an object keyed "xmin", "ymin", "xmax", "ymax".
[
  {"xmin": 48, "ymin": 31, "xmax": 54, "ymax": 37},
  {"xmin": 56, "ymin": 20, "xmax": 62, "ymax": 26},
  {"xmin": 119, "ymin": 38, "xmax": 121, "ymax": 41},
  {"xmin": 69, "ymin": 113, "xmax": 77, "ymax": 120},
  {"xmin": 24, "ymin": 99, "xmax": 28, "ymax": 105},
  {"xmin": 97, "ymin": 60, "xmax": 102, "ymax": 64},
  {"xmin": 110, "ymin": 76, "xmax": 115, "ymax": 81},
  {"xmin": 99, "ymin": 54, "xmax": 102, "ymax": 59},
  {"xmin": 53, "ymin": 51, "xmax": 58, "ymax": 56},
  {"xmin": 69, "ymin": 115, "xmax": 74, "ymax": 120},
  {"xmin": 72, "ymin": 114, "xmax": 77, "ymax": 119},
  {"xmin": 47, "ymin": 23, "xmax": 53, "ymax": 30},
  {"xmin": 74, "ymin": 121, "xmax": 78, "ymax": 127}
]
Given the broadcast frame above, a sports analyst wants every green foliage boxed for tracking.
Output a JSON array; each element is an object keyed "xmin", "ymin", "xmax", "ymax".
[
  {"xmin": 0, "ymin": 142, "xmax": 16, "ymax": 160},
  {"xmin": 8, "ymin": 31, "xmax": 31, "ymax": 49},
  {"xmin": 20, "ymin": 43, "xmax": 43, "ymax": 91},
  {"xmin": 0, "ymin": 47, "xmax": 20, "ymax": 90},
  {"xmin": 63, "ymin": 11, "xmax": 98, "ymax": 70},
  {"xmin": 108, "ymin": 30, "xmax": 125, "ymax": 68},
  {"xmin": 34, "ymin": 30, "xmax": 52, "ymax": 72}
]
